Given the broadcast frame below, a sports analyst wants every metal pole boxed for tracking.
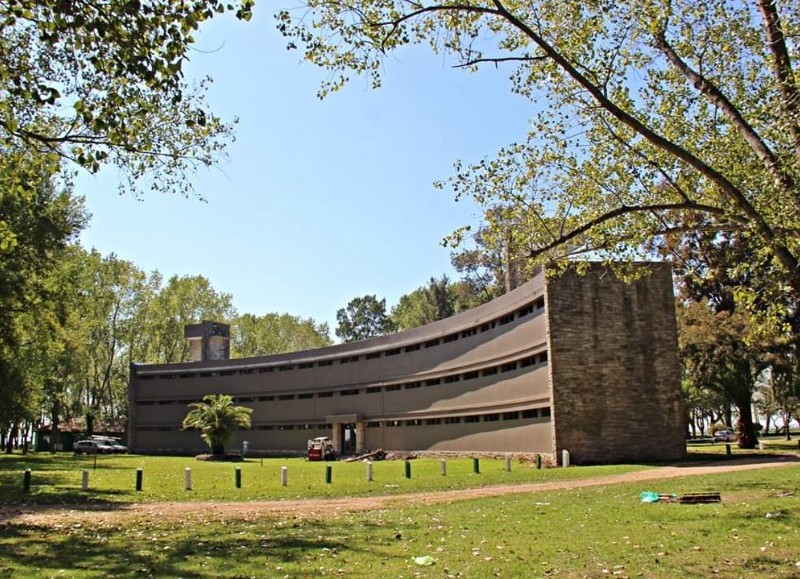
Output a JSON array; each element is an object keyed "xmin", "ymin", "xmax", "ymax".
[
  {"xmin": 235, "ymin": 467, "xmax": 242, "ymax": 488},
  {"xmin": 472, "ymin": 457, "xmax": 480, "ymax": 474},
  {"xmin": 135, "ymin": 468, "xmax": 143, "ymax": 491},
  {"xmin": 325, "ymin": 464, "xmax": 332, "ymax": 484},
  {"xmin": 404, "ymin": 460, "xmax": 411, "ymax": 479},
  {"xmin": 535, "ymin": 454, "xmax": 542, "ymax": 469}
]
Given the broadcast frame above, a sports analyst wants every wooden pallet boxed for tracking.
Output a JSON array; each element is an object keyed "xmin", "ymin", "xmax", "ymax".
[{"xmin": 678, "ymin": 492, "xmax": 721, "ymax": 504}]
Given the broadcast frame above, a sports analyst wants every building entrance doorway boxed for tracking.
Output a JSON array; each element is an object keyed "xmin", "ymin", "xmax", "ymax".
[{"xmin": 340, "ymin": 423, "xmax": 356, "ymax": 456}]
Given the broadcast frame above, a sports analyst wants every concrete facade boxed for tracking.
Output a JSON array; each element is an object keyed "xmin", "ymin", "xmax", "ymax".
[{"xmin": 128, "ymin": 263, "xmax": 685, "ymax": 464}]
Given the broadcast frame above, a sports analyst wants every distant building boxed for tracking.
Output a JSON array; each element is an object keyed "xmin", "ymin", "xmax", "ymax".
[{"xmin": 128, "ymin": 263, "xmax": 685, "ymax": 464}]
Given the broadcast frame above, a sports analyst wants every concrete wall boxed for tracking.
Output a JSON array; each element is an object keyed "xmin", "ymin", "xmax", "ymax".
[{"xmin": 546, "ymin": 264, "xmax": 686, "ymax": 464}]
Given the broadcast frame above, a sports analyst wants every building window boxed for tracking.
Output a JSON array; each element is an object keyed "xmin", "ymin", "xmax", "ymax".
[
  {"xmin": 258, "ymin": 396, "xmax": 274, "ymax": 402},
  {"xmin": 278, "ymin": 425, "xmax": 295, "ymax": 430},
  {"xmin": 463, "ymin": 371, "xmax": 479, "ymax": 381},
  {"xmin": 517, "ymin": 304, "xmax": 534, "ymax": 317},
  {"xmin": 535, "ymin": 297, "xmax": 545, "ymax": 309},
  {"xmin": 258, "ymin": 367, "xmax": 274, "ymax": 373},
  {"xmin": 317, "ymin": 392, "xmax": 333, "ymax": 398},
  {"xmin": 404, "ymin": 344, "xmax": 421, "ymax": 352},
  {"xmin": 239, "ymin": 369, "xmax": 253, "ymax": 375},
  {"xmin": 236, "ymin": 397, "xmax": 255, "ymax": 403},
  {"xmin": 405, "ymin": 381, "xmax": 421, "ymax": 389},
  {"xmin": 138, "ymin": 401, "xmax": 155, "ymax": 406},
  {"xmin": 465, "ymin": 415, "xmax": 480, "ymax": 423},
  {"xmin": 298, "ymin": 393, "xmax": 314, "ymax": 399},
  {"xmin": 484, "ymin": 414, "xmax": 500, "ymax": 422},
  {"xmin": 386, "ymin": 348, "xmax": 401, "ymax": 356},
  {"xmin": 406, "ymin": 419, "xmax": 423, "ymax": 426},
  {"xmin": 541, "ymin": 407, "xmax": 551, "ymax": 417},
  {"xmin": 220, "ymin": 370, "xmax": 235, "ymax": 376},
  {"xmin": 503, "ymin": 412, "xmax": 520, "ymax": 421},
  {"xmin": 499, "ymin": 313, "xmax": 515, "ymax": 325},
  {"xmin": 278, "ymin": 394, "xmax": 295, "ymax": 400},
  {"xmin": 461, "ymin": 328, "xmax": 477, "ymax": 338},
  {"xmin": 482, "ymin": 367, "xmax": 498, "ymax": 377},
  {"xmin": 425, "ymin": 418, "xmax": 442, "ymax": 425},
  {"xmin": 366, "ymin": 422, "xmax": 381, "ymax": 428},
  {"xmin": 339, "ymin": 356, "xmax": 359, "ymax": 364},
  {"xmin": 318, "ymin": 360, "xmax": 333, "ymax": 367},
  {"xmin": 278, "ymin": 365, "xmax": 294, "ymax": 372},
  {"xmin": 386, "ymin": 384, "xmax": 402, "ymax": 392},
  {"xmin": 443, "ymin": 334, "xmax": 458, "ymax": 343},
  {"xmin": 444, "ymin": 375, "xmax": 460, "ymax": 383},
  {"xmin": 298, "ymin": 362, "xmax": 313, "ymax": 369},
  {"xmin": 445, "ymin": 417, "xmax": 461, "ymax": 424},
  {"xmin": 387, "ymin": 420, "xmax": 402, "ymax": 427},
  {"xmin": 501, "ymin": 362, "xmax": 517, "ymax": 373},
  {"xmin": 366, "ymin": 352, "xmax": 382, "ymax": 359},
  {"xmin": 424, "ymin": 378, "xmax": 440, "ymax": 386},
  {"xmin": 340, "ymin": 389, "xmax": 359, "ymax": 396},
  {"xmin": 424, "ymin": 339, "xmax": 440, "ymax": 348},
  {"xmin": 521, "ymin": 409, "xmax": 538, "ymax": 419},
  {"xmin": 520, "ymin": 356, "xmax": 536, "ymax": 368},
  {"xmin": 539, "ymin": 352, "xmax": 549, "ymax": 363},
  {"xmin": 366, "ymin": 386, "xmax": 381, "ymax": 394}
]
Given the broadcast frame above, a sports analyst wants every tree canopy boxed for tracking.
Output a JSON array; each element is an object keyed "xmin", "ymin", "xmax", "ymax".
[
  {"xmin": 279, "ymin": 0, "xmax": 800, "ymax": 335},
  {"xmin": 1, "ymin": 0, "xmax": 253, "ymax": 197},
  {"xmin": 336, "ymin": 295, "xmax": 395, "ymax": 342}
]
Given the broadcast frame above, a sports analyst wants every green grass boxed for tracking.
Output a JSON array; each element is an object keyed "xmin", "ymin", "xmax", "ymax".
[
  {"xmin": 1, "ymin": 463, "xmax": 798, "ymax": 577},
  {"xmin": 0, "ymin": 453, "xmax": 652, "ymax": 505}
]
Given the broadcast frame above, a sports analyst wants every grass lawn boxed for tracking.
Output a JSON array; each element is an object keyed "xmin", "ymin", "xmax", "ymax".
[
  {"xmin": 0, "ymin": 462, "xmax": 797, "ymax": 577},
  {"xmin": 0, "ymin": 453, "xmax": 652, "ymax": 504}
]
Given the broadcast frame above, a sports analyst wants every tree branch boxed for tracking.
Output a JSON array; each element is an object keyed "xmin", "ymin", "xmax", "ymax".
[
  {"xmin": 756, "ymin": 0, "xmax": 800, "ymax": 163},
  {"xmin": 527, "ymin": 201, "xmax": 741, "ymax": 260},
  {"xmin": 452, "ymin": 55, "xmax": 547, "ymax": 69},
  {"xmin": 654, "ymin": 30, "xmax": 797, "ymax": 202}
]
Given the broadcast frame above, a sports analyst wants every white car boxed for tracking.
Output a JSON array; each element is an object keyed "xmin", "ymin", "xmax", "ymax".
[
  {"xmin": 713, "ymin": 429, "xmax": 737, "ymax": 442},
  {"xmin": 74, "ymin": 439, "xmax": 114, "ymax": 454}
]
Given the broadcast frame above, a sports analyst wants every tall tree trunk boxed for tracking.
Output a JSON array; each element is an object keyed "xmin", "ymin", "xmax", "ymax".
[{"xmin": 736, "ymin": 401, "xmax": 758, "ymax": 449}]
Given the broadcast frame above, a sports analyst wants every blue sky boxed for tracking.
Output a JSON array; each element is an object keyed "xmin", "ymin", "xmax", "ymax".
[{"xmin": 76, "ymin": 7, "xmax": 533, "ymax": 333}]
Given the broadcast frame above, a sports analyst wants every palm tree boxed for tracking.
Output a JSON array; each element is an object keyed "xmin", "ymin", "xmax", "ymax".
[{"xmin": 182, "ymin": 394, "xmax": 252, "ymax": 457}]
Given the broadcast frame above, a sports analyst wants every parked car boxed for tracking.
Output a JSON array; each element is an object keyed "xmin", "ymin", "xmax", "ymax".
[
  {"xmin": 74, "ymin": 439, "xmax": 114, "ymax": 454},
  {"xmin": 713, "ymin": 429, "xmax": 737, "ymax": 442},
  {"xmin": 89, "ymin": 436, "xmax": 128, "ymax": 454}
]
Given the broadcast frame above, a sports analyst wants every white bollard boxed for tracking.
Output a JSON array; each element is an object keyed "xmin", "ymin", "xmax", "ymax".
[
  {"xmin": 440, "ymin": 458, "xmax": 447, "ymax": 476},
  {"xmin": 562, "ymin": 450, "xmax": 570, "ymax": 468},
  {"xmin": 185, "ymin": 467, "xmax": 192, "ymax": 490},
  {"xmin": 281, "ymin": 466, "xmax": 288, "ymax": 486},
  {"xmin": 504, "ymin": 453, "xmax": 512, "ymax": 472},
  {"xmin": 366, "ymin": 461, "xmax": 373, "ymax": 482},
  {"xmin": 82, "ymin": 469, "xmax": 89, "ymax": 491}
]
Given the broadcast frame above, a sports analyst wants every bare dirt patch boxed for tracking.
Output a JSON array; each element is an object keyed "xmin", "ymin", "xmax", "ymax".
[{"xmin": 3, "ymin": 455, "xmax": 797, "ymax": 528}]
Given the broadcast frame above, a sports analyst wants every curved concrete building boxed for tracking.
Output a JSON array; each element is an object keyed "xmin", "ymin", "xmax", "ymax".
[{"xmin": 128, "ymin": 263, "xmax": 686, "ymax": 464}]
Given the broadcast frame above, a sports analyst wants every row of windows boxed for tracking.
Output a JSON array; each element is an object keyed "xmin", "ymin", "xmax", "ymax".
[
  {"xmin": 133, "ymin": 408, "xmax": 551, "ymax": 432},
  {"xmin": 136, "ymin": 352, "xmax": 549, "ymax": 406},
  {"xmin": 139, "ymin": 297, "xmax": 546, "ymax": 381}
]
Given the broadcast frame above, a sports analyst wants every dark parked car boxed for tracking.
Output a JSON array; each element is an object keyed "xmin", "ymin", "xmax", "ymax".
[{"xmin": 74, "ymin": 439, "xmax": 114, "ymax": 454}]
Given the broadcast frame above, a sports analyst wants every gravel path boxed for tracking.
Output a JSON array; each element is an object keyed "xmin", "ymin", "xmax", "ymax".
[{"xmin": 2, "ymin": 455, "xmax": 797, "ymax": 527}]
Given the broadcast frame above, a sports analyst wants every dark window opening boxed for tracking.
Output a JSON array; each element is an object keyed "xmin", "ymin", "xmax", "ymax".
[
  {"xmin": 541, "ymin": 407, "xmax": 551, "ymax": 417},
  {"xmin": 405, "ymin": 381, "xmax": 421, "ymax": 389},
  {"xmin": 366, "ymin": 386, "xmax": 382, "ymax": 394},
  {"xmin": 318, "ymin": 360, "xmax": 334, "ymax": 367},
  {"xmin": 298, "ymin": 362, "xmax": 313, "ymax": 369},
  {"xmin": 424, "ymin": 339, "xmax": 440, "ymax": 348},
  {"xmin": 278, "ymin": 394, "xmax": 295, "ymax": 400},
  {"xmin": 499, "ymin": 313, "xmax": 515, "ymax": 325},
  {"xmin": 521, "ymin": 409, "xmax": 538, "ymax": 419},
  {"xmin": 258, "ymin": 395, "xmax": 274, "ymax": 402},
  {"xmin": 444, "ymin": 375, "xmax": 460, "ymax": 383},
  {"xmin": 424, "ymin": 378, "xmax": 440, "ymax": 386},
  {"xmin": 484, "ymin": 413, "xmax": 500, "ymax": 422},
  {"xmin": 258, "ymin": 367, "xmax": 274, "ymax": 373},
  {"xmin": 366, "ymin": 352, "xmax": 382, "ymax": 359},
  {"xmin": 404, "ymin": 344, "xmax": 421, "ymax": 352},
  {"xmin": 386, "ymin": 384, "xmax": 402, "ymax": 392},
  {"xmin": 463, "ymin": 371, "xmax": 479, "ymax": 381},
  {"xmin": 445, "ymin": 417, "xmax": 461, "ymax": 424},
  {"xmin": 278, "ymin": 365, "xmax": 294, "ymax": 372},
  {"xmin": 385, "ymin": 348, "xmax": 401, "ymax": 357},
  {"xmin": 340, "ymin": 389, "xmax": 359, "ymax": 396},
  {"xmin": 443, "ymin": 334, "xmax": 458, "ymax": 343},
  {"xmin": 503, "ymin": 411, "xmax": 520, "ymax": 421},
  {"xmin": 317, "ymin": 392, "xmax": 333, "ymax": 398},
  {"xmin": 298, "ymin": 393, "xmax": 314, "ymax": 399},
  {"xmin": 482, "ymin": 367, "xmax": 498, "ymax": 377},
  {"xmin": 501, "ymin": 362, "xmax": 517, "ymax": 373},
  {"xmin": 465, "ymin": 415, "xmax": 480, "ymax": 423}
]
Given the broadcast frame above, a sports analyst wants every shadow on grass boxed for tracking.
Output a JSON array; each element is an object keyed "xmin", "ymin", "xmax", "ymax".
[{"xmin": 0, "ymin": 516, "xmax": 406, "ymax": 577}]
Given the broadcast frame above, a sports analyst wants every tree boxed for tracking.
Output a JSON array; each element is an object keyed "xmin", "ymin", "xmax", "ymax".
[
  {"xmin": 1, "ymin": 0, "xmax": 253, "ymax": 197},
  {"xmin": 231, "ymin": 313, "xmax": 332, "ymax": 357},
  {"xmin": 182, "ymin": 394, "xmax": 252, "ymax": 456},
  {"xmin": 335, "ymin": 295, "xmax": 395, "ymax": 342},
  {"xmin": 279, "ymin": 0, "xmax": 800, "ymax": 334},
  {"xmin": 678, "ymin": 300, "xmax": 763, "ymax": 448},
  {"xmin": 390, "ymin": 276, "xmax": 483, "ymax": 331}
]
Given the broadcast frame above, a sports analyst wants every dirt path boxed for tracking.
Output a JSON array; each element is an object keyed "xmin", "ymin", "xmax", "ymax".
[{"xmin": 3, "ymin": 455, "xmax": 797, "ymax": 527}]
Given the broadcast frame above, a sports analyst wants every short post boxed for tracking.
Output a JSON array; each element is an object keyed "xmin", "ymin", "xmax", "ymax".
[
  {"xmin": 504, "ymin": 453, "xmax": 512, "ymax": 472},
  {"xmin": 472, "ymin": 457, "xmax": 480, "ymax": 474},
  {"xmin": 235, "ymin": 467, "xmax": 242, "ymax": 488},
  {"xmin": 23, "ymin": 469, "xmax": 31, "ymax": 493},
  {"xmin": 281, "ymin": 466, "xmax": 288, "ymax": 486},
  {"xmin": 82, "ymin": 469, "xmax": 89, "ymax": 491},
  {"xmin": 725, "ymin": 443, "xmax": 732, "ymax": 456},
  {"xmin": 404, "ymin": 460, "xmax": 411, "ymax": 479},
  {"xmin": 366, "ymin": 461, "xmax": 373, "ymax": 482},
  {"xmin": 135, "ymin": 468, "xmax": 143, "ymax": 491},
  {"xmin": 325, "ymin": 464, "xmax": 332, "ymax": 484},
  {"xmin": 94, "ymin": 453, "xmax": 98, "ymax": 470},
  {"xmin": 185, "ymin": 468, "xmax": 192, "ymax": 491},
  {"xmin": 440, "ymin": 458, "xmax": 447, "ymax": 476},
  {"xmin": 535, "ymin": 454, "xmax": 542, "ymax": 469},
  {"xmin": 562, "ymin": 450, "xmax": 570, "ymax": 468}
]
